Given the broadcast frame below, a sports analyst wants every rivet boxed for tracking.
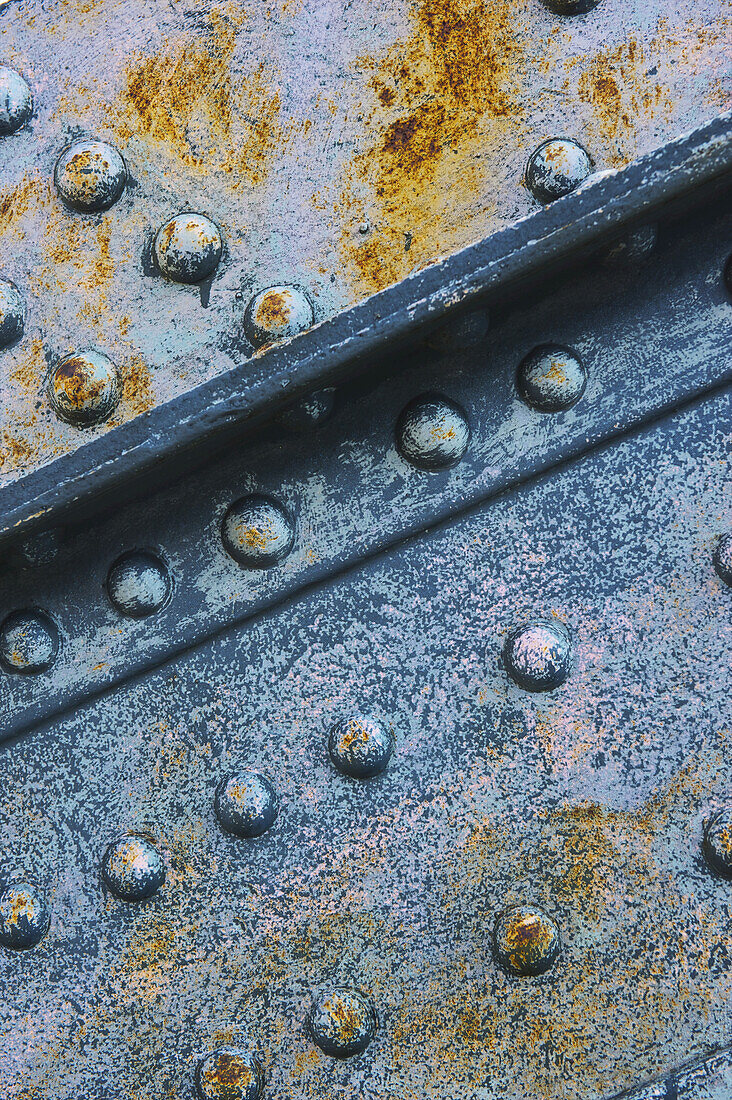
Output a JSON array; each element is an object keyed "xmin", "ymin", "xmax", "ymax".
[
  {"xmin": 395, "ymin": 393, "xmax": 470, "ymax": 471},
  {"xmin": 0, "ymin": 882, "xmax": 50, "ymax": 949},
  {"xmin": 243, "ymin": 284, "xmax": 314, "ymax": 348},
  {"xmin": 215, "ymin": 771, "xmax": 279, "ymax": 838},
  {"xmin": 276, "ymin": 387, "xmax": 335, "ymax": 432},
  {"xmin": 106, "ymin": 551, "xmax": 172, "ymax": 618},
  {"xmin": 539, "ymin": 0, "xmax": 600, "ymax": 13},
  {"xmin": 221, "ymin": 494, "xmax": 295, "ymax": 568},
  {"xmin": 601, "ymin": 224, "xmax": 658, "ymax": 266},
  {"xmin": 504, "ymin": 618, "xmax": 572, "ymax": 692},
  {"xmin": 713, "ymin": 534, "xmax": 732, "ymax": 587},
  {"xmin": 308, "ymin": 988, "xmax": 377, "ymax": 1058},
  {"xmin": 154, "ymin": 213, "xmax": 222, "ymax": 284},
  {"xmin": 0, "ymin": 277, "xmax": 25, "ymax": 347},
  {"xmin": 517, "ymin": 345, "xmax": 587, "ymax": 412},
  {"xmin": 101, "ymin": 834, "xmax": 165, "ymax": 901},
  {"xmin": 493, "ymin": 905, "xmax": 560, "ymax": 976},
  {"xmin": 525, "ymin": 138, "xmax": 592, "ymax": 204},
  {"xmin": 702, "ymin": 809, "xmax": 732, "ymax": 876},
  {"xmin": 328, "ymin": 715, "xmax": 394, "ymax": 779},
  {"xmin": 54, "ymin": 139, "xmax": 127, "ymax": 212},
  {"xmin": 48, "ymin": 350, "xmax": 120, "ymax": 427},
  {"xmin": 0, "ymin": 66, "xmax": 33, "ymax": 136},
  {"xmin": 195, "ymin": 1047, "xmax": 263, "ymax": 1100},
  {"xmin": 0, "ymin": 609, "xmax": 59, "ymax": 673},
  {"xmin": 16, "ymin": 529, "xmax": 61, "ymax": 568}
]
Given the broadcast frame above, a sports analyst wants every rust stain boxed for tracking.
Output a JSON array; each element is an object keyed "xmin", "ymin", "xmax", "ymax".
[
  {"xmin": 115, "ymin": 7, "xmax": 284, "ymax": 187},
  {"xmin": 576, "ymin": 36, "xmax": 674, "ymax": 167},
  {"xmin": 337, "ymin": 0, "xmax": 527, "ymax": 295},
  {"xmin": 9, "ymin": 337, "xmax": 45, "ymax": 396},
  {"xmin": 118, "ymin": 355, "xmax": 155, "ymax": 417},
  {"xmin": 253, "ymin": 289, "xmax": 292, "ymax": 332}
]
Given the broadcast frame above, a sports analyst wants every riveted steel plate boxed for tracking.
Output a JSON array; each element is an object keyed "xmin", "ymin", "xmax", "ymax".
[
  {"xmin": 1, "ymin": 0, "xmax": 730, "ymax": 486},
  {"xmin": 0, "ymin": 112, "xmax": 731, "ymax": 1095},
  {"xmin": 1, "ymin": 384, "xmax": 731, "ymax": 1100}
]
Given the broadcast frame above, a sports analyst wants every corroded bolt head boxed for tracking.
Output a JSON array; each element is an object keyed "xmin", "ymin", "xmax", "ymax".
[
  {"xmin": 196, "ymin": 1047, "xmax": 263, "ymax": 1100},
  {"xmin": 504, "ymin": 618, "xmax": 572, "ymax": 692},
  {"xmin": 54, "ymin": 139, "xmax": 127, "ymax": 212},
  {"xmin": 0, "ymin": 278, "xmax": 25, "ymax": 347},
  {"xmin": 713, "ymin": 534, "xmax": 732, "ymax": 587},
  {"xmin": 215, "ymin": 771, "xmax": 279, "ymax": 838},
  {"xmin": 517, "ymin": 345, "xmax": 587, "ymax": 413},
  {"xmin": 154, "ymin": 213, "xmax": 222, "ymax": 284},
  {"xmin": 308, "ymin": 988, "xmax": 377, "ymax": 1058},
  {"xmin": 703, "ymin": 809, "xmax": 732, "ymax": 876},
  {"xmin": 525, "ymin": 138, "xmax": 592, "ymax": 204},
  {"xmin": 243, "ymin": 284, "xmax": 314, "ymax": 348},
  {"xmin": 329, "ymin": 715, "xmax": 394, "ymax": 779},
  {"xmin": 48, "ymin": 350, "xmax": 120, "ymax": 428},
  {"xmin": 101, "ymin": 834, "xmax": 165, "ymax": 901},
  {"xmin": 494, "ymin": 905, "xmax": 560, "ymax": 976},
  {"xmin": 396, "ymin": 393, "xmax": 470, "ymax": 471},
  {"xmin": 540, "ymin": 0, "xmax": 601, "ymax": 12},
  {"xmin": 0, "ymin": 610, "xmax": 59, "ymax": 673},
  {"xmin": 0, "ymin": 66, "xmax": 33, "ymax": 136},
  {"xmin": 107, "ymin": 551, "xmax": 172, "ymax": 618},
  {"xmin": 0, "ymin": 882, "xmax": 50, "ymax": 949},
  {"xmin": 221, "ymin": 494, "xmax": 295, "ymax": 568},
  {"xmin": 276, "ymin": 387, "xmax": 336, "ymax": 432}
]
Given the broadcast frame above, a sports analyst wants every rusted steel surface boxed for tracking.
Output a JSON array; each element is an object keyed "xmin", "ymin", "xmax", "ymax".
[
  {"xmin": 0, "ymin": 0, "xmax": 730, "ymax": 483},
  {"xmin": 0, "ymin": 385, "xmax": 730, "ymax": 1099}
]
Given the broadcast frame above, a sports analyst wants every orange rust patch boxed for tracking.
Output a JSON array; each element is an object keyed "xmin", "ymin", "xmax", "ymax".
[
  {"xmin": 337, "ymin": 0, "xmax": 526, "ymax": 294},
  {"xmin": 119, "ymin": 355, "xmax": 155, "ymax": 417},
  {"xmin": 253, "ymin": 290, "xmax": 292, "ymax": 332},
  {"xmin": 576, "ymin": 36, "xmax": 674, "ymax": 167},
  {"xmin": 115, "ymin": 9, "xmax": 283, "ymax": 188},
  {"xmin": 9, "ymin": 337, "xmax": 45, "ymax": 396}
]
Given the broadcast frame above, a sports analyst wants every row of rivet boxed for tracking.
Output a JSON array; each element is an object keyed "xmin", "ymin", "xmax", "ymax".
[
  {"xmin": 1, "ymin": 378, "xmax": 731, "ymax": 674},
  {"xmin": 1, "ymin": 48, "xmax": 606, "ymax": 436}
]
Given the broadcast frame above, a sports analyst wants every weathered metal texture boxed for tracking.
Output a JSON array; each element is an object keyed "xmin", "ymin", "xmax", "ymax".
[
  {"xmin": 0, "ymin": 168, "xmax": 729, "ymax": 741},
  {"xmin": 0, "ymin": 0, "xmax": 730, "ymax": 484},
  {"xmin": 0, "ymin": 381, "xmax": 730, "ymax": 1099}
]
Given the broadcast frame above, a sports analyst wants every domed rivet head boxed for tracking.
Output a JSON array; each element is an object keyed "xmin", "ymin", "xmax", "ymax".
[
  {"xmin": 221, "ymin": 494, "xmax": 295, "ymax": 568},
  {"xmin": 48, "ymin": 350, "xmax": 120, "ymax": 428},
  {"xmin": 0, "ymin": 883, "xmax": 50, "ymax": 949},
  {"xmin": 16, "ymin": 529, "xmax": 61, "ymax": 568},
  {"xmin": 101, "ymin": 834, "xmax": 165, "ymax": 901},
  {"xmin": 276, "ymin": 387, "xmax": 335, "ymax": 432},
  {"xmin": 713, "ymin": 534, "xmax": 732, "ymax": 587},
  {"xmin": 0, "ymin": 66, "xmax": 33, "ymax": 136},
  {"xmin": 703, "ymin": 809, "xmax": 732, "ymax": 876},
  {"xmin": 396, "ymin": 393, "xmax": 470, "ymax": 472},
  {"xmin": 195, "ymin": 1047, "xmax": 263, "ymax": 1100},
  {"xmin": 494, "ymin": 906, "xmax": 560, "ymax": 976},
  {"xmin": 54, "ymin": 139, "xmax": 127, "ymax": 212},
  {"xmin": 602, "ymin": 224, "xmax": 658, "ymax": 266},
  {"xmin": 154, "ymin": 213, "xmax": 222, "ymax": 284},
  {"xmin": 517, "ymin": 345, "xmax": 587, "ymax": 413},
  {"xmin": 525, "ymin": 138, "xmax": 593, "ymax": 204},
  {"xmin": 243, "ymin": 284, "xmax": 314, "ymax": 348},
  {"xmin": 539, "ymin": 0, "xmax": 600, "ymax": 13},
  {"xmin": 328, "ymin": 715, "xmax": 394, "ymax": 779},
  {"xmin": 308, "ymin": 988, "xmax": 377, "ymax": 1058},
  {"xmin": 504, "ymin": 618, "xmax": 572, "ymax": 692},
  {"xmin": 0, "ymin": 610, "xmax": 59, "ymax": 673},
  {"xmin": 0, "ymin": 278, "xmax": 25, "ymax": 348},
  {"xmin": 215, "ymin": 771, "xmax": 279, "ymax": 838},
  {"xmin": 107, "ymin": 551, "xmax": 172, "ymax": 618}
]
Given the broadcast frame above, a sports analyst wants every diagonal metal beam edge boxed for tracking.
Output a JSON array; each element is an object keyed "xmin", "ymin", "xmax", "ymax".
[{"xmin": 1, "ymin": 112, "xmax": 731, "ymax": 547}]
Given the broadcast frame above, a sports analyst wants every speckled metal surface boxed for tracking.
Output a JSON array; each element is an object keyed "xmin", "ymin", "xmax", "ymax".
[
  {"xmin": 0, "ymin": 179, "xmax": 729, "ymax": 741},
  {"xmin": 0, "ymin": 0, "xmax": 730, "ymax": 485},
  {"xmin": 0, "ymin": 380, "xmax": 730, "ymax": 1099}
]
